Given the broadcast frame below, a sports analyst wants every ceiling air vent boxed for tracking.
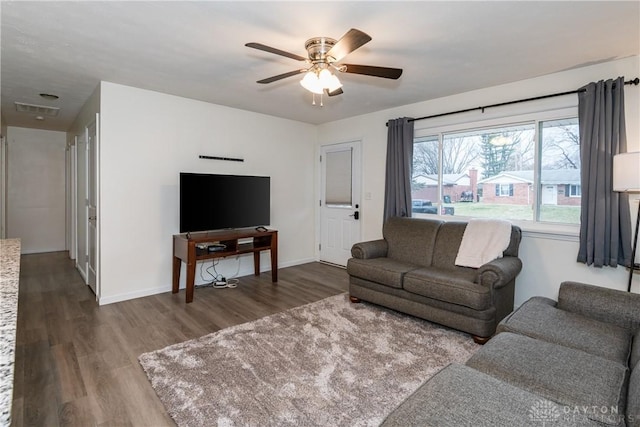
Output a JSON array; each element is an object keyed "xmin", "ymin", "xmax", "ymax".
[{"xmin": 14, "ymin": 102, "xmax": 60, "ymax": 117}]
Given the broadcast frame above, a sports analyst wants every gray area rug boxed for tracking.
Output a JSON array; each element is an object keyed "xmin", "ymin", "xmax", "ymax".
[{"xmin": 139, "ymin": 294, "xmax": 479, "ymax": 426}]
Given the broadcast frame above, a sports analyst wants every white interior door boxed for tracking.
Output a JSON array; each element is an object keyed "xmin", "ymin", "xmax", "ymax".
[
  {"xmin": 75, "ymin": 130, "xmax": 88, "ymax": 283},
  {"xmin": 69, "ymin": 141, "xmax": 77, "ymax": 260},
  {"xmin": 319, "ymin": 141, "xmax": 361, "ymax": 266},
  {"xmin": 87, "ymin": 119, "xmax": 99, "ymax": 296}
]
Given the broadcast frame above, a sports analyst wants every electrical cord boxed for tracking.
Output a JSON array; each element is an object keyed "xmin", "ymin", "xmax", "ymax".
[
  {"xmin": 199, "ymin": 259, "xmax": 218, "ymax": 282},
  {"xmin": 196, "ymin": 257, "xmax": 241, "ymax": 289},
  {"xmin": 196, "ymin": 280, "xmax": 237, "ymax": 289},
  {"xmin": 205, "ymin": 260, "xmax": 222, "ymax": 281},
  {"xmin": 208, "ymin": 256, "xmax": 241, "ymax": 280}
]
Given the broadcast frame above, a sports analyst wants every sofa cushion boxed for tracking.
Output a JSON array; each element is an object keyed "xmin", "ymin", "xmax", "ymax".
[
  {"xmin": 627, "ymin": 365, "xmax": 640, "ymax": 426},
  {"xmin": 558, "ymin": 281, "xmax": 640, "ymax": 332},
  {"xmin": 497, "ymin": 297, "xmax": 632, "ymax": 365},
  {"xmin": 346, "ymin": 257, "xmax": 417, "ymax": 289},
  {"xmin": 383, "ymin": 217, "xmax": 442, "ymax": 267},
  {"xmin": 467, "ymin": 332, "xmax": 628, "ymax": 426},
  {"xmin": 380, "ymin": 363, "xmax": 598, "ymax": 427},
  {"xmin": 403, "ymin": 267, "xmax": 491, "ymax": 311},
  {"xmin": 632, "ymin": 329, "xmax": 640, "ymax": 371},
  {"xmin": 430, "ymin": 222, "xmax": 468, "ymax": 269}
]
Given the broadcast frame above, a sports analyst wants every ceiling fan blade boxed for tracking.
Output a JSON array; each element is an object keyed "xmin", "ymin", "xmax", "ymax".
[
  {"xmin": 256, "ymin": 69, "xmax": 305, "ymax": 84},
  {"xmin": 341, "ymin": 64, "xmax": 403, "ymax": 79},
  {"xmin": 326, "ymin": 29, "xmax": 372, "ymax": 62},
  {"xmin": 325, "ymin": 87, "xmax": 344, "ymax": 97},
  {"xmin": 245, "ymin": 42, "xmax": 307, "ymax": 62}
]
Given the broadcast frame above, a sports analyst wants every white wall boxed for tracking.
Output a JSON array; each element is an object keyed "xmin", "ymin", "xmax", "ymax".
[
  {"xmin": 6, "ymin": 126, "xmax": 67, "ymax": 253},
  {"xmin": 1, "ymin": 114, "xmax": 7, "ymax": 238},
  {"xmin": 98, "ymin": 82, "xmax": 317, "ymax": 304},
  {"xmin": 318, "ymin": 56, "xmax": 640, "ymax": 303}
]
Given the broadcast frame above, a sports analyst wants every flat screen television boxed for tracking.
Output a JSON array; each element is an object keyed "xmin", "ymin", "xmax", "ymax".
[{"xmin": 180, "ymin": 173, "xmax": 270, "ymax": 233}]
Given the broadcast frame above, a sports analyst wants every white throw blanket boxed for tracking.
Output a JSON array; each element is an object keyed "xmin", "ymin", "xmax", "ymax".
[{"xmin": 455, "ymin": 218, "xmax": 512, "ymax": 268}]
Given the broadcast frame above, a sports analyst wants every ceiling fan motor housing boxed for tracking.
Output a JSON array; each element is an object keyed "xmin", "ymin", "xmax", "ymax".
[{"xmin": 305, "ymin": 37, "xmax": 337, "ymax": 64}]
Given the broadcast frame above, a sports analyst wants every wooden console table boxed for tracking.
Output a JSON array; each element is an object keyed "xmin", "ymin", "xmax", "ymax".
[{"xmin": 172, "ymin": 228, "xmax": 278, "ymax": 303}]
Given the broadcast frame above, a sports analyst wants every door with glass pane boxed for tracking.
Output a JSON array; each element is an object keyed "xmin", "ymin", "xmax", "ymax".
[{"xmin": 320, "ymin": 141, "xmax": 361, "ymax": 266}]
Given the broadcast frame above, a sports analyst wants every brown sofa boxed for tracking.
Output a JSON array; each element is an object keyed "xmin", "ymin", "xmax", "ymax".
[{"xmin": 346, "ymin": 217, "xmax": 522, "ymax": 343}]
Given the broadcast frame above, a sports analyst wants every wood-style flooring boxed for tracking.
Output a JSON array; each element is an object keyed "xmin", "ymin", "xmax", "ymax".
[{"xmin": 11, "ymin": 251, "xmax": 348, "ymax": 426}]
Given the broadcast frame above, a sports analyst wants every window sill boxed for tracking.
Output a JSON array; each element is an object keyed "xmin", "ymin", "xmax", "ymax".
[
  {"xmin": 512, "ymin": 221, "xmax": 579, "ymax": 242},
  {"xmin": 435, "ymin": 215, "xmax": 580, "ymax": 242}
]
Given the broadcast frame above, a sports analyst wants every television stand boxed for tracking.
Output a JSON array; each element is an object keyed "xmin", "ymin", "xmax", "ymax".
[{"xmin": 172, "ymin": 228, "xmax": 278, "ymax": 303}]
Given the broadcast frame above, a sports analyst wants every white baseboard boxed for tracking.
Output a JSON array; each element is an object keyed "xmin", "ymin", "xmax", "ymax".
[
  {"xmin": 98, "ymin": 286, "xmax": 168, "ymax": 306},
  {"xmin": 97, "ymin": 257, "xmax": 317, "ymax": 306},
  {"xmin": 20, "ymin": 247, "xmax": 67, "ymax": 255}
]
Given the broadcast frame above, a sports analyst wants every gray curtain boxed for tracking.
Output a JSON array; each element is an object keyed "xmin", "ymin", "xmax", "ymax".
[
  {"xmin": 577, "ymin": 77, "xmax": 632, "ymax": 267},
  {"xmin": 384, "ymin": 117, "xmax": 414, "ymax": 221}
]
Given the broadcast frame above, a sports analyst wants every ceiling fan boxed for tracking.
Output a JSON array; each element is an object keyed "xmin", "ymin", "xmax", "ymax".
[{"xmin": 246, "ymin": 28, "xmax": 402, "ymax": 102}]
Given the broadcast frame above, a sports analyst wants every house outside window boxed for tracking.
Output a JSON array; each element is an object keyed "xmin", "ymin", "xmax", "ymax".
[{"xmin": 411, "ymin": 114, "xmax": 580, "ymax": 225}]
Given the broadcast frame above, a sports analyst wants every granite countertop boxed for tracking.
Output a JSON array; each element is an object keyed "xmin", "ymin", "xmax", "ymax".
[{"xmin": 0, "ymin": 239, "xmax": 20, "ymax": 427}]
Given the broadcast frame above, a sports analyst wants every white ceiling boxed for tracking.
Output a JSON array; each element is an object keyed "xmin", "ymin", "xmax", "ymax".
[{"xmin": 1, "ymin": 1, "xmax": 639, "ymax": 132}]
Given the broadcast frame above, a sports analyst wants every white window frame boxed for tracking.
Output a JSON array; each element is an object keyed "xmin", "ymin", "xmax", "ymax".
[
  {"xmin": 499, "ymin": 184, "xmax": 512, "ymax": 197},
  {"xmin": 413, "ymin": 105, "xmax": 580, "ymax": 237},
  {"xmin": 569, "ymin": 184, "xmax": 581, "ymax": 197}
]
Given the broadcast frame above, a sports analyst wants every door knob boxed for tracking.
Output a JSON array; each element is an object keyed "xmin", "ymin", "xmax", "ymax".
[{"xmin": 349, "ymin": 211, "xmax": 360, "ymax": 220}]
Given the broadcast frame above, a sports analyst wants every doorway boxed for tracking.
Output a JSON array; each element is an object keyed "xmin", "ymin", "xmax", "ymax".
[
  {"xmin": 87, "ymin": 120, "xmax": 98, "ymax": 296},
  {"xmin": 319, "ymin": 141, "xmax": 362, "ymax": 266},
  {"xmin": 76, "ymin": 130, "xmax": 88, "ymax": 282},
  {"xmin": 75, "ymin": 117, "xmax": 100, "ymax": 298},
  {"xmin": 5, "ymin": 127, "xmax": 66, "ymax": 253}
]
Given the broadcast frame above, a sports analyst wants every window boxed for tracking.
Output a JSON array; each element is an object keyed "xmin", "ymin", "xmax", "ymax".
[
  {"xmin": 325, "ymin": 149, "xmax": 352, "ymax": 206},
  {"xmin": 568, "ymin": 185, "xmax": 581, "ymax": 197},
  {"xmin": 411, "ymin": 114, "xmax": 580, "ymax": 225},
  {"xmin": 497, "ymin": 184, "xmax": 514, "ymax": 197},
  {"xmin": 539, "ymin": 118, "xmax": 581, "ymax": 223}
]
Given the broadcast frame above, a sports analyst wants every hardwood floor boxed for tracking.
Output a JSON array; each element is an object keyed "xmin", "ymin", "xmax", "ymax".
[{"xmin": 11, "ymin": 252, "xmax": 348, "ymax": 426}]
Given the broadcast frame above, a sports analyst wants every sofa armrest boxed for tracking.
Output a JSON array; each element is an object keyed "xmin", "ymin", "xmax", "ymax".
[
  {"xmin": 476, "ymin": 256, "xmax": 523, "ymax": 289},
  {"xmin": 351, "ymin": 239, "xmax": 388, "ymax": 259},
  {"xmin": 558, "ymin": 281, "xmax": 640, "ymax": 331}
]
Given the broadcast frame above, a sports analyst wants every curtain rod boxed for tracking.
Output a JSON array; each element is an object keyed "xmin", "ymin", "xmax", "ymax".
[{"xmin": 388, "ymin": 77, "xmax": 639, "ymax": 125}]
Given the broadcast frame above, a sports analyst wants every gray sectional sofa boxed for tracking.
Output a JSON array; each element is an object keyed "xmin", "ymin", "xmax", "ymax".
[
  {"xmin": 347, "ymin": 217, "xmax": 522, "ymax": 343},
  {"xmin": 382, "ymin": 281, "xmax": 640, "ymax": 427}
]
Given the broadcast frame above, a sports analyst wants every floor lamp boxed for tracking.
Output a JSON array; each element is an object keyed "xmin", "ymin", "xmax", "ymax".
[{"xmin": 613, "ymin": 151, "xmax": 640, "ymax": 292}]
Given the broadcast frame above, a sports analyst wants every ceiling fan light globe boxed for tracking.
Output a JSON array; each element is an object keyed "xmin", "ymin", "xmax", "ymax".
[
  {"xmin": 327, "ymin": 74, "xmax": 342, "ymax": 92},
  {"xmin": 301, "ymin": 71, "xmax": 316, "ymax": 84},
  {"xmin": 300, "ymin": 72, "xmax": 323, "ymax": 94},
  {"xmin": 490, "ymin": 136, "xmax": 512, "ymax": 146},
  {"xmin": 318, "ymin": 68, "xmax": 332, "ymax": 85}
]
